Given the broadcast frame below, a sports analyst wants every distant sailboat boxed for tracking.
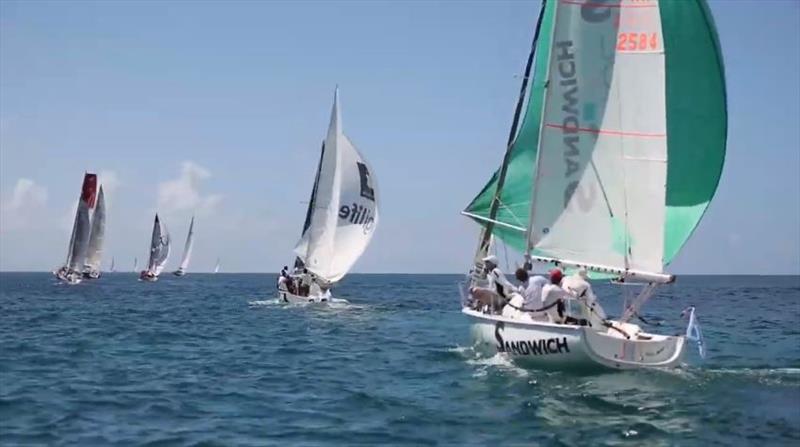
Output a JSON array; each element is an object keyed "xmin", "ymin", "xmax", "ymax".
[
  {"xmin": 278, "ymin": 88, "xmax": 379, "ymax": 303},
  {"xmin": 133, "ymin": 257, "xmax": 138, "ymax": 273},
  {"xmin": 109, "ymin": 256, "xmax": 116, "ymax": 273},
  {"xmin": 54, "ymin": 173, "xmax": 97, "ymax": 285},
  {"xmin": 213, "ymin": 258, "xmax": 220, "ymax": 274},
  {"xmin": 173, "ymin": 216, "xmax": 195, "ymax": 277},
  {"xmin": 83, "ymin": 185, "xmax": 106, "ymax": 279},
  {"xmin": 139, "ymin": 214, "xmax": 171, "ymax": 282}
]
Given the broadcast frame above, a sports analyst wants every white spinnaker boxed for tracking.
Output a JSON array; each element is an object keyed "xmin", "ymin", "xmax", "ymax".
[
  {"xmin": 296, "ymin": 89, "xmax": 379, "ymax": 282},
  {"xmin": 177, "ymin": 216, "xmax": 195, "ymax": 272},
  {"xmin": 68, "ymin": 200, "xmax": 92, "ymax": 272},
  {"xmin": 527, "ymin": 0, "xmax": 667, "ymax": 275},
  {"xmin": 84, "ymin": 186, "xmax": 106, "ymax": 271}
]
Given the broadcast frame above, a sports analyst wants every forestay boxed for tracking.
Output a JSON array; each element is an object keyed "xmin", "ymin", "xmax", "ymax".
[{"xmin": 293, "ymin": 89, "xmax": 379, "ymax": 283}]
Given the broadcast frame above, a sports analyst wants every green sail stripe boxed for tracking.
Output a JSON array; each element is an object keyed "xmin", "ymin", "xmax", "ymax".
[
  {"xmin": 660, "ymin": 0, "xmax": 727, "ymax": 265},
  {"xmin": 464, "ymin": 0, "xmax": 557, "ymax": 253}
]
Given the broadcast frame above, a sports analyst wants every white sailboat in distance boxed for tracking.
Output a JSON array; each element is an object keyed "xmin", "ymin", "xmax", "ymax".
[
  {"xmin": 173, "ymin": 216, "xmax": 195, "ymax": 277},
  {"xmin": 54, "ymin": 173, "xmax": 97, "ymax": 285},
  {"xmin": 461, "ymin": 0, "xmax": 726, "ymax": 370},
  {"xmin": 213, "ymin": 258, "xmax": 220, "ymax": 274},
  {"xmin": 278, "ymin": 88, "xmax": 379, "ymax": 303},
  {"xmin": 140, "ymin": 214, "xmax": 171, "ymax": 282}
]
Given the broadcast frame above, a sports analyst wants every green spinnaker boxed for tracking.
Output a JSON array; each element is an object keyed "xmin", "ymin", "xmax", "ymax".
[
  {"xmin": 660, "ymin": 0, "xmax": 727, "ymax": 266},
  {"xmin": 465, "ymin": 0, "xmax": 727, "ymax": 271}
]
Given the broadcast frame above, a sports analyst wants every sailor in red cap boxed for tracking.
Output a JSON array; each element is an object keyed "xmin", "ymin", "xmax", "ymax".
[{"xmin": 540, "ymin": 268, "xmax": 567, "ymax": 323}]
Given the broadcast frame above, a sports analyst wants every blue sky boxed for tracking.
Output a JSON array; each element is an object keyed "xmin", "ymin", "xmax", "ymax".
[{"xmin": 1, "ymin": 0, "xmax": 798, "ymax": 274}]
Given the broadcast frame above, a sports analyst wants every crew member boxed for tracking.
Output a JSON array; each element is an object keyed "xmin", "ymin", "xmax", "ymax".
[
  {"xmin": 540, "ymin": 268, "xmax": 568, "ymax": 323},
  {"xmin": 562, "ymin": 267, "xmax": 606, "ymax": 325},
  {"xmin": 515, "ymin": 268, "xmax": 548, "ymax": 309}
]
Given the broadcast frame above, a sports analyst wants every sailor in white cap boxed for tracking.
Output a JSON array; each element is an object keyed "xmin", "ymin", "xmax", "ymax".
[{"xmin": 482, "ymin": 254, "xmax": 515, "ymax": 301}]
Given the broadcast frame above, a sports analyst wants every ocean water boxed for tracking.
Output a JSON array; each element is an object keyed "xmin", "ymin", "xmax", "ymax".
[{"xmin": 0, "ymin": 273, "xmax": 798, "ymax": 446}]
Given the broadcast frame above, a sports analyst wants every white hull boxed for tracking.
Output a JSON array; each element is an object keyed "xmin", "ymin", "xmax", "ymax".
[
  {"xmin": 54, "ymin": 269, "xmax": 82, "ymax": 285},
  {"xmin": 82, "ymin": 269, "xmax": 101, "ymax": 280},
  {"xmin": 139, "ymin": 271, "xmax": 159, "ymax": 282},
  {"xmin": 463, "ymin": 308, "xmax": 686, "ymax": 370},
  {"xmin": 278, "ymin": 289, "xmax": 332, "ymax": 304}
]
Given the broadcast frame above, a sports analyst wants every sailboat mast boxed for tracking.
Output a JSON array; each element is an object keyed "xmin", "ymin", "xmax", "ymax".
[{"xmin": 475, "ymin": 0, "xmax": 548, "ymax": 263}]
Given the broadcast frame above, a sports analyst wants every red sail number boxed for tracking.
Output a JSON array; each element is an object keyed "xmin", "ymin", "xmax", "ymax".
[{"xmin": 616, "ymin": 32, "xmax": 658, "ymax": 51}]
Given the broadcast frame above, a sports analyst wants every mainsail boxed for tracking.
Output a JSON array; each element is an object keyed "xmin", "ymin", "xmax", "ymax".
[
  {"xmin": 147, "ymin": 214, "xmax": 171, "ymax": 275},
  {"xmin": 175, "ymin": 216, "xmax": 195, "ymax": 274},
  {"xmin": 294, "ymin": 141, "xmax": 325, "ymax": 267},
  {"xmin": 465, "ymin": 0, "xmax": 726, "ymax": 280},
  {"xmin": 292, "ymin": 89, "xmax": 379, "ymax": 283},
  {"xmin": 65, "ymin": 173, "xmax": 98, "ymax": 272},
  {"xmin": 84, "ymin": 186, "xmax": 106, "ymax": 272},
  {"xmin": 213, "ymin": 258, "xmax": 220, "ymax": 274}
]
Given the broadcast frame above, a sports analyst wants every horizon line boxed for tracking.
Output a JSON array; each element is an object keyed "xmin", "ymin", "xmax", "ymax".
[{"xmin": 0, "ymin": 270, "xmax": 799, "ymax": 277}]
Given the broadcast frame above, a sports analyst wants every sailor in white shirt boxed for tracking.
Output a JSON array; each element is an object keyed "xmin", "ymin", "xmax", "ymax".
[
  {"xmin": 540, "ymin": 268, "xmax": 568, "ymax": 323},
  {"xmin": 483, "ymin": 255, "xmax": 515, "ymax": 299},
  {"xmin": 514, "ymin": 268, "xmax": 548, "ymax": 310},
  {"xmin": 561, "ymin": 267, "xmax": 607, "ymax": 325}
]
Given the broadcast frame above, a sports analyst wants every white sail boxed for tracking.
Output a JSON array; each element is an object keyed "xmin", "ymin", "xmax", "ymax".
[
  {"xmin": 526, "ymin": 1, "xmax": 668, "ymax": 279},
  {"xmin": 110, "ymin": 257, "xmax": 115, "ymax": 272},
  {"xmin": 68, "ymin": 200, "xmax": 92, "ymax": 272},
  {"xmin": 133, "ymin": 257, "xmax": 138, "ymax": 272},
  {"xmin": 293, "ymin": 88, "xmax": 379, "ymax": 283},
  {"xmin": 147, "ymin": 214, "xmax": 171, "ymax": 276},
  {"xmin": 61, "ymin": 173, "xmax": 97, "ymax": 273},
  {"xmin": 213, "ymin": 258, "xmax": 220, "ymax": 274},
  {"xmin": 176, "ymin": 216, "xmax": 195, "ymax": 274},
  {"xmin": 84, "ymin": 186, "xmax": 106, "ymax": 272}
]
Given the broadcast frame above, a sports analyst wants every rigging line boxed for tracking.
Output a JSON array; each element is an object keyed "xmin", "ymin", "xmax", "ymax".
[
  {"xmin": 502, "ymin": 240, "xmax": 510, "ymax": 272},
  {"xmin": 589, "ymin": 158, "xmax": 616, "ymax": 218}
]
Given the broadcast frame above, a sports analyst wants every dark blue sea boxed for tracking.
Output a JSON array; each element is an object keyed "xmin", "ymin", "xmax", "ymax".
[{"xmin": 1, "ymin": 273, "xmax": 798, "ymax": 446}]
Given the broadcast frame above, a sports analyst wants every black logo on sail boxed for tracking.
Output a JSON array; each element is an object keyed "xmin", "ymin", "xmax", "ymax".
[{"xmin": 357, "ymin": 162, "xmax": 375, "ymax": 201}]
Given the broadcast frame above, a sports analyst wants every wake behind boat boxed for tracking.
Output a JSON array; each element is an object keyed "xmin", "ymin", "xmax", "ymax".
[
  {"xmin": 140, "ymin": 214, "xmax": 171, "ymax": 282},
  {"xmin": 460, "ymin": 0, "xmax": 725, "ymax": 370},
  {"xmin": 54, "ymin": 173, "xmax": 98, "ymax": 285},
  {"xmin": 277, "ymin": 88, "xmax": 379, "ymax": 304}
]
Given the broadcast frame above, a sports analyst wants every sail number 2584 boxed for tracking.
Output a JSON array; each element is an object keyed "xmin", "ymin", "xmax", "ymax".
[{"xmin": 617, "ymin": 32, "xmax": 659, "ymax": 52}]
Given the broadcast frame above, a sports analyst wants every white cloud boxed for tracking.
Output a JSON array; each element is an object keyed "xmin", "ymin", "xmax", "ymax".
[
  {"xmin": 0, "ymin": 178, "xmax": 48, "ymax": 232},
  {"xmin": 98, "ymin": 170, "xmax": 120, "ymax": 206},
  {"xmin": 157, "ymin": 161, "xmax": 222, "ymax": 216}
]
